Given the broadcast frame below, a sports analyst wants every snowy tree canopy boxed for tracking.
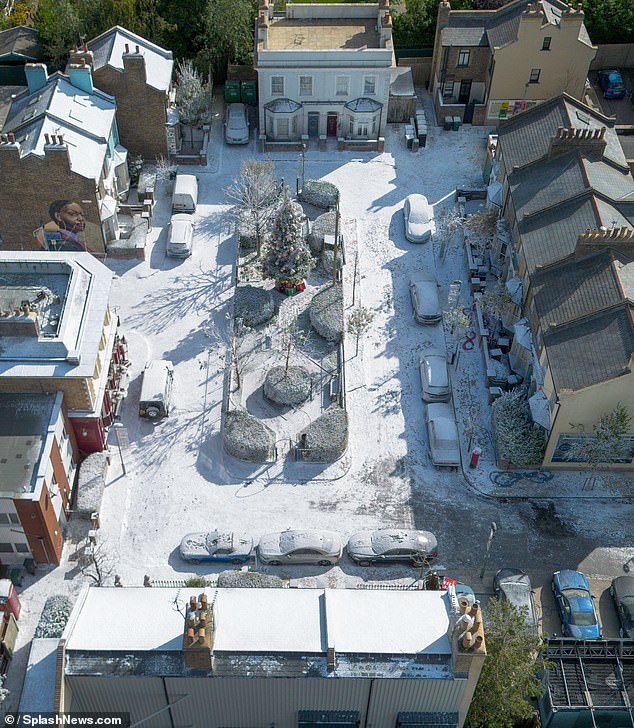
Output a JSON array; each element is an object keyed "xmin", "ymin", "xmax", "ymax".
[
  {"xmin": 262, "ymin": 196, "xmax": 313, "ymax": 282},
  {"xmin": 492, "ymin": 390, "xmax": 545, "ymax": 467},
  {"xmin": 174, "ymin": 60, "xmax": 211, "ymax": 126}
]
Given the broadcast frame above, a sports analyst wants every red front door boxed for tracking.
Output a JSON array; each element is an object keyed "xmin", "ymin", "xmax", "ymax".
[{"xmin": 327, "ymin": 114, "xmax": 338, "ymax": 137}]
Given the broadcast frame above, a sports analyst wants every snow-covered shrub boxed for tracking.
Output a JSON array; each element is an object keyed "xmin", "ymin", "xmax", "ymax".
[
  {"xmin": 264, "ymin": 366, "xmax": 311, "ymax": 406},
  {"xmin": 492, "ymin": 390, "xmax": 546, "ymax": 467},
  {"xmin": 299, "ymin": 406, "xmax": 348, "ymax": 462},
  {"xmin": 76, "ymin": 452, "xmax": 108, "ymax": 519},
  {"xmin": 299, "ymin": 180, "xmax": 340, "ymax": 209},
  {"xmin": 234, "ymin": 285, "xmax": 275, "ymax": 327},
  {"xmin": 308, "ymin": 211, "xmax": 336, "ymax": 254},
  {"xmin": 35, "ymin": 595, "xmax": 73, "ymax": 638},
  {"xmin": 218, "ymin": 571, "xmax": 285, "ymax": 588},
  {"xmin": 223, "ymin": 409, "xmax": 276, "ymax": 462},
  {"xmin": 309, "ymin": 284, "xmax": 344, "ymax": 342}
]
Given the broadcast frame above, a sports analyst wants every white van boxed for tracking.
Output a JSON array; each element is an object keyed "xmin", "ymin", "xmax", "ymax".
[
  {"xmin": 139, "ymin": 360, "xmax": 174, "ymax": 419},
  {"xmin": 172, "ymin": 174, "xmax": 198, "ymax": 213}
]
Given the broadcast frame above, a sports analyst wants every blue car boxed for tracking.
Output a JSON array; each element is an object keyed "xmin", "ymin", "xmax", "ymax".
[
  {"xmin": 179, "ymin": 531, "xmax": 254, "ymax": 564},
  {"xmin": 597, "ymin": 69, "xmax": 626, "ymax": 100},
  {"xmin": 552, "ymin": 570, "xmax": 601, "ymax": 639}
]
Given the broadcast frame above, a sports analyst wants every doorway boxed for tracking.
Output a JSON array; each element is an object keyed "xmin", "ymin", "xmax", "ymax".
[
  {"xmin": 327, "ymin": 113, "xmax": 338, "ymax": 137},
  {"xmin": 458, "ymin": 79, "xmax": 472, "ymax": 105},
  {"xmin": 307, "ymin": 112, "xmax": 319, "ymax": 138}
]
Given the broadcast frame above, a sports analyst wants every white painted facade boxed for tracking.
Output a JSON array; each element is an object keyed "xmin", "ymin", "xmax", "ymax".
[{"xmin": 256, "ymin": 3, "xmax": 395, "ymax": 142}]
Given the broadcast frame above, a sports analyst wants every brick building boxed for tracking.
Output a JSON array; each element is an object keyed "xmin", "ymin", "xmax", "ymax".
[
  {"xmin": 69, "ymin": 26, "xmax": 174, "ymax": 160},
  {"xmin": 0, "ymin": 392, "xmax": 78, "ymax": 565},
  {"xmin": 0, "ymin": 62, "xmax": 129, "ymax": 255},
  {"xmin": 0, "ymin": 252, "xmax": 128, "ymax": 457}
]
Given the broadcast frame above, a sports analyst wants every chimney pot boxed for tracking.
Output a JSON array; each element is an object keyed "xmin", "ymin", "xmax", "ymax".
[
  {"xmin": 135, "ymin": 45, "xmax": 140, "ymax": 53},
  {"xmin": 189, "ymin": 596, "xmax": 197, "ymax": 610},
  {"xmin": 201, "ymin": 594, "xmax": 208, "ymax": 608},
  {"xmin": 125, "ymin": 43, "xmax": 130, "ymax": 53},
  {"xmin": 198, "ymin": 628, "xmax": 205, "ymax": 643},
  {"xmin": 8, "ymin": 133, "xmax": 14, "ymax": 143},
  {"xmin": 45, "ymin": 133, "xmax": 50, "ymax": 144}
]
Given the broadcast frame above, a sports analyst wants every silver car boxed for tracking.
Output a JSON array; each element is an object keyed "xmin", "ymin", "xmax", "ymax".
[
  {"xmin": 426, "ymin": 402, "xmax": 461, "ymax": 468},
  {"xmin": 347, "ymin": 529, "xmax": 438, "ymax": 566},
  {"xmin": 420, "ymin": 350, "xmax": 451, "ymax": 402},
  {"xmin": 257, "ymin": 529, "xmax": 343, "ymax": 566},
  {"xmin": 403, "ymin": 193, "xmax": 432, "ymax": 243},
  {"xmin": 409, "ymin": 274, "xmax": 441, "ymax": 325},
  {"xmin": 167, "ymin": 213, "xmax": 194, "ymax": 258},
  {"xmin": 179, "ymin": 530, "xmax": 254, "ymax": 564},
  {"xmin": 494, "ymin": 568, "xmax": 538, "ymax": 635},
  {"xmin": 225, "ymin": 103, "xmax": 249, "ymax": 145}
]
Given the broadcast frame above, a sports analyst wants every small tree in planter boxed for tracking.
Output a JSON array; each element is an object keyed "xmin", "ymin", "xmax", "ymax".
[
  {"xmin": 347, "ymin": 306, "xmax": 374, "ymax": 356},
  {"xmin": 564, "ymin": 403, "xmax": 632, "ymax": 468},
  {"xmin": 262, "ymin": 195, "xmax": 313, "ymax": 295}
]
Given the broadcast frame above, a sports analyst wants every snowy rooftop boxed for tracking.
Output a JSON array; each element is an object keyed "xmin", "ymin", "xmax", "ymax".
[
  {"xmin": 0, "ymin": 252, "xmax": 113, "ymax": 379},
  {"xmin": 88, "ymin": 25, "xmax": 174, "ymax": 93},
  {"xmin": 62, "ymin": 586, "xmax": 453, "ymax": 677},
  {"xmin": 2, "ymin": 74, "xmax": 116, "ymax": 181},
  {"xmin": 18, "ymin": 638, "xmax": 58, "ymax": 713}
]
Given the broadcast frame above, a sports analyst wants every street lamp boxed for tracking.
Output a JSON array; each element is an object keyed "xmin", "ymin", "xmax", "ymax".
[{"xmin": 479, "ymin": 521, "xmax": 497, "ymax": 580}]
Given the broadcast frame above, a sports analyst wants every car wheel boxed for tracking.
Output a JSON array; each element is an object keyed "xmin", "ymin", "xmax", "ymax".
[
  {"xmin": 358, "ymin": 560, "xmax": 371, "ymax": 567},
  {"xmin": 609, "ymin": 586, "xmax": 615, "ymax": 598},
  {"xmin": 231, "ymin": 559, "xmax": 243, "ymax": 565},
  {"xmin": 189, "ymin": 559, "xmax": 200, "ymax": 565},
  {"xmin": 551, "ymin": 581, "xmax": 556, "ymax": 594},
  {"xmin": 561, "ymin": 622, "xmax": 566, "ymax": 636},
  {"xmin": 268, "ymin": 560, "xmax": 281, "ymax": 566},
  {"xmin": 146, "ymin": 406, "xmax": 160, "ymax": 419},
  {"xmin": 318, "ymin": 560, "xmax": 331, "ymax": 567}
]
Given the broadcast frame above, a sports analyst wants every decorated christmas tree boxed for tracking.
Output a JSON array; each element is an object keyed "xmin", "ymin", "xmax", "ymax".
[{"xmin": 262, "ymin": 195, "xmax": 313, "ymax": 294}]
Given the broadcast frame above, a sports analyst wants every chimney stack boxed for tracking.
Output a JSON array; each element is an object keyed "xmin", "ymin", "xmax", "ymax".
[{"xmin": 183, "ymin": 592, "xmax": 213, "ymax": 669}]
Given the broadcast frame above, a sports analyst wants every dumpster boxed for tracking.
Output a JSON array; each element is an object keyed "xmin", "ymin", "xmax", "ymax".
[
  {"xmin": 224, "ymin": 80, "xmax": 241, "ymax": 103},
  {"xmin": 241, "ymin": 80, "xmax": 257, "ymax": 105}
]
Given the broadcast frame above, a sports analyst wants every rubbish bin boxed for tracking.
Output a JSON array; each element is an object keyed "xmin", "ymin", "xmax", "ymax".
[
  {"xmin": 452, "ymin": 115, "xmax": 462, "ymax": 131},
  {"xmin": 224, "ymin": 80, "xmax": 241, "ymax": 103},
  {"xmin": 444, "ymin": 116, "xmax": 453, "ymax": 131},
  {"xmin": 469, "ymin": 447, "xmax": 481, "ymax": 469}
]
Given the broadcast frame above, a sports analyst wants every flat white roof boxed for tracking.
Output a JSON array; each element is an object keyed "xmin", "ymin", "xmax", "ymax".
[{"xmin": 64, "ymin": 586, "xmax": 452, "ymax": 656}]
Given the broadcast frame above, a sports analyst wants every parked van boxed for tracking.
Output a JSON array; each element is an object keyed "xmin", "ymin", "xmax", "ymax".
[
  {"xmin": 139, "ymin": 360, "xmax": 174, "ymax": 419},
  {"xmin": 171, "ymin": 174, "xmax": 198, "ymax": 213}
]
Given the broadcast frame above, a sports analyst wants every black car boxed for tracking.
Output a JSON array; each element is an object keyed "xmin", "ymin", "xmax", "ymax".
[
  {"xmin": 493, "ymin": 568, "xmax": 538, "ymax": 635},
  {"xmin": 610, "ymin": 576, "xmax": 634, "ymax": 638}
]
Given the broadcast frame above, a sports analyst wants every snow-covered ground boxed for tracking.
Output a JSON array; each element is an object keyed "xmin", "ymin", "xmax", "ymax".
[{"xmin": 6, "ymin": 91, "xmax": 634, "ymax": 712}]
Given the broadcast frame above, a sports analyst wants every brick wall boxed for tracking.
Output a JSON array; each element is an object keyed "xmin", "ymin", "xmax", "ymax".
[
  {"xmin": 93, "ymin": 55, "xmax": 169, "ymax": 160},
  {"xmin": 0, "ymin": 143, "xmax": 103, "ymax": 250},
  {"xmin": 14, "ymin": 486, "xmax": 63, "ymax": 564},
  {"xmin": 442, "ymin": 46, "xmax": 491, "ymax": 88}
]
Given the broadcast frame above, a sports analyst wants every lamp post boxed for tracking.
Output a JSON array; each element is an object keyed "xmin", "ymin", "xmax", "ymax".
[{"xmin": 479, "ymin": 521, "xmax": 497, "ymax": 580}]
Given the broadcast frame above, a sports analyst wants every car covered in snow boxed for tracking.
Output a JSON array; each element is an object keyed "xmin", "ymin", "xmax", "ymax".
[
  {"xmin": 494, "ymin": 568, "xmax": 538, "ymax": 635},
  {"xmin": 597, "ymin": 69, "xmax": 626, "ymax": 99},
  {"xmin": 403, "ymin": 193, "xmax": 432, "ymax": 243},
  {"xmin": 409, "ymin": 273, "xmax": 441, "ymax": 325},
  {"xmin": 225, "ymin": 103, "xmax": 250, "ymax": 145},
  {"xmin": 419, "ymin": 350, "xmax": 451, "ymax": 402},
  {"xmin": 257, "ymin": 529, "xmax": 343, "ymax": 566},
  {"xmin": 347, "ymin": 528, "xmax": 438, "ymax": 566},
  {"xmin": 426, "ymin": 402, "xmax": 461, "ymax": 468},
  {"xmin": 167, "ymin": 214, "xmax": 194, "ymax": 258},
  {"xmin": 179, "ymin": 530, "xmax": 254, "ymax": 564},
  {"xmin": 552, "ymin": 569, "xmax": 601, "ymax": 639}
]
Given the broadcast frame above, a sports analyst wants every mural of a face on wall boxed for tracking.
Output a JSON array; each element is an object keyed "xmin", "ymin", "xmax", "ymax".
[{"xmin": 34, "ymin": 200, "xmax": 104, "ymax": 255}]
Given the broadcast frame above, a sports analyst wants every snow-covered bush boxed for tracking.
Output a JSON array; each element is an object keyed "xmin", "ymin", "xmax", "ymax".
[
  {"xmin": 264, "ymin": 366, "xmax": 312, "ymax": 406},
  {"xmin": 308, "ymin": 211, "xmax": 336, "ymax": 254},
  {"xmin": 218, "ymin": 571, "xmax": 285, "ymax": 588},
  {"xmin": 223, "ymin": 409, "xmax": 276, "ymax": 462},
  {"xmin": 309, "ymin": 284, "xmax": 344, "ymax": 342},
  {"xmin": 321, "ymin": 248, "xmax": 343, "ymax": 276},
  {"xmin": 299, "ymin": 406, "xmax": 348, "ymax": 462},
  {"xmin": 299, "ymin": 180, "xmax": 340, "ymax": 209},
  {"xmin": 35, "ymin": 595, "xmax": 73, "ymax": 638},
  {"xmin": 234, "ymin": 285, "xmax": 275, "ymax": 327},
  {"xmin": 492, "ymin": 390, "xmax": 546, "ymax": 467},
  {"xmin": 76, "ymin": 452, "xmax": 108, "ymax": 520}
]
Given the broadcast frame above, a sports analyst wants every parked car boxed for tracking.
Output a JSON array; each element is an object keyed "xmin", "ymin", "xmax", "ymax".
[
  {"xmin": 167, "ymin": 214, "xmax": 194, "ymax": 258},
  {"xmin": 552, "ymin": 569, "xmax": 601, "ymax": 639},
  {"xmin": 426, "ymin": 402, "xmax": 461, "ymax": 468},
  {"xmin": 610, "ymin": 575, "xmax": 634, "ymax": 638},
  {"xmin": 347, "ymin": 528, "xmax": 438, "ymax": 566},
  {"xmin": 419, "ymin": 350, "xmax": 451, "ymax": 402},
  {"xmin": 494, "ymin": 568, "xmax": 538, "ymax": 635},
  {"xmin": 409, "ymin": 273, "xmax": 441, "ymax": 325},
  {"xmin": 225, "ymin": 103, "xmax": 250, "ymax": 145},
  {"xmin": 403, "ymin": 193, "xmax": 432, "ymax": 243},
  {"xmin": 257, "ymin": 530, "xmax": 342, "ymax": 566},
  {"xmin": 179, "ymin": 530, "xmax": 253, "ymax": 564},
  {"xmin": 597, "ymin": 69, "xmax": 626, "ymax": 99}
]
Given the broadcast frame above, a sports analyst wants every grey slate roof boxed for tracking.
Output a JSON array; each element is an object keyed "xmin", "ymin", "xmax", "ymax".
[
  {"xmin": 0, "ymin": 26, "xmax": 41, "ymax": 60},
  {"xmin": 544, "ymin": 307, "xmax": 634, "ymax": 391},
  {"xmin": 518, "ymin": 193, "xmax": 600, "ymax": 272},
  {"xmin": 441, "ymin": 24, "xmax": 488, "ymax": 47},
  {"xmin": 532, "ymin": 250, "xmax": 631, "ymax": 331},
  {"xmin": 584, "ymin": 158, "xmax": 634, "ymax": 202}
]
